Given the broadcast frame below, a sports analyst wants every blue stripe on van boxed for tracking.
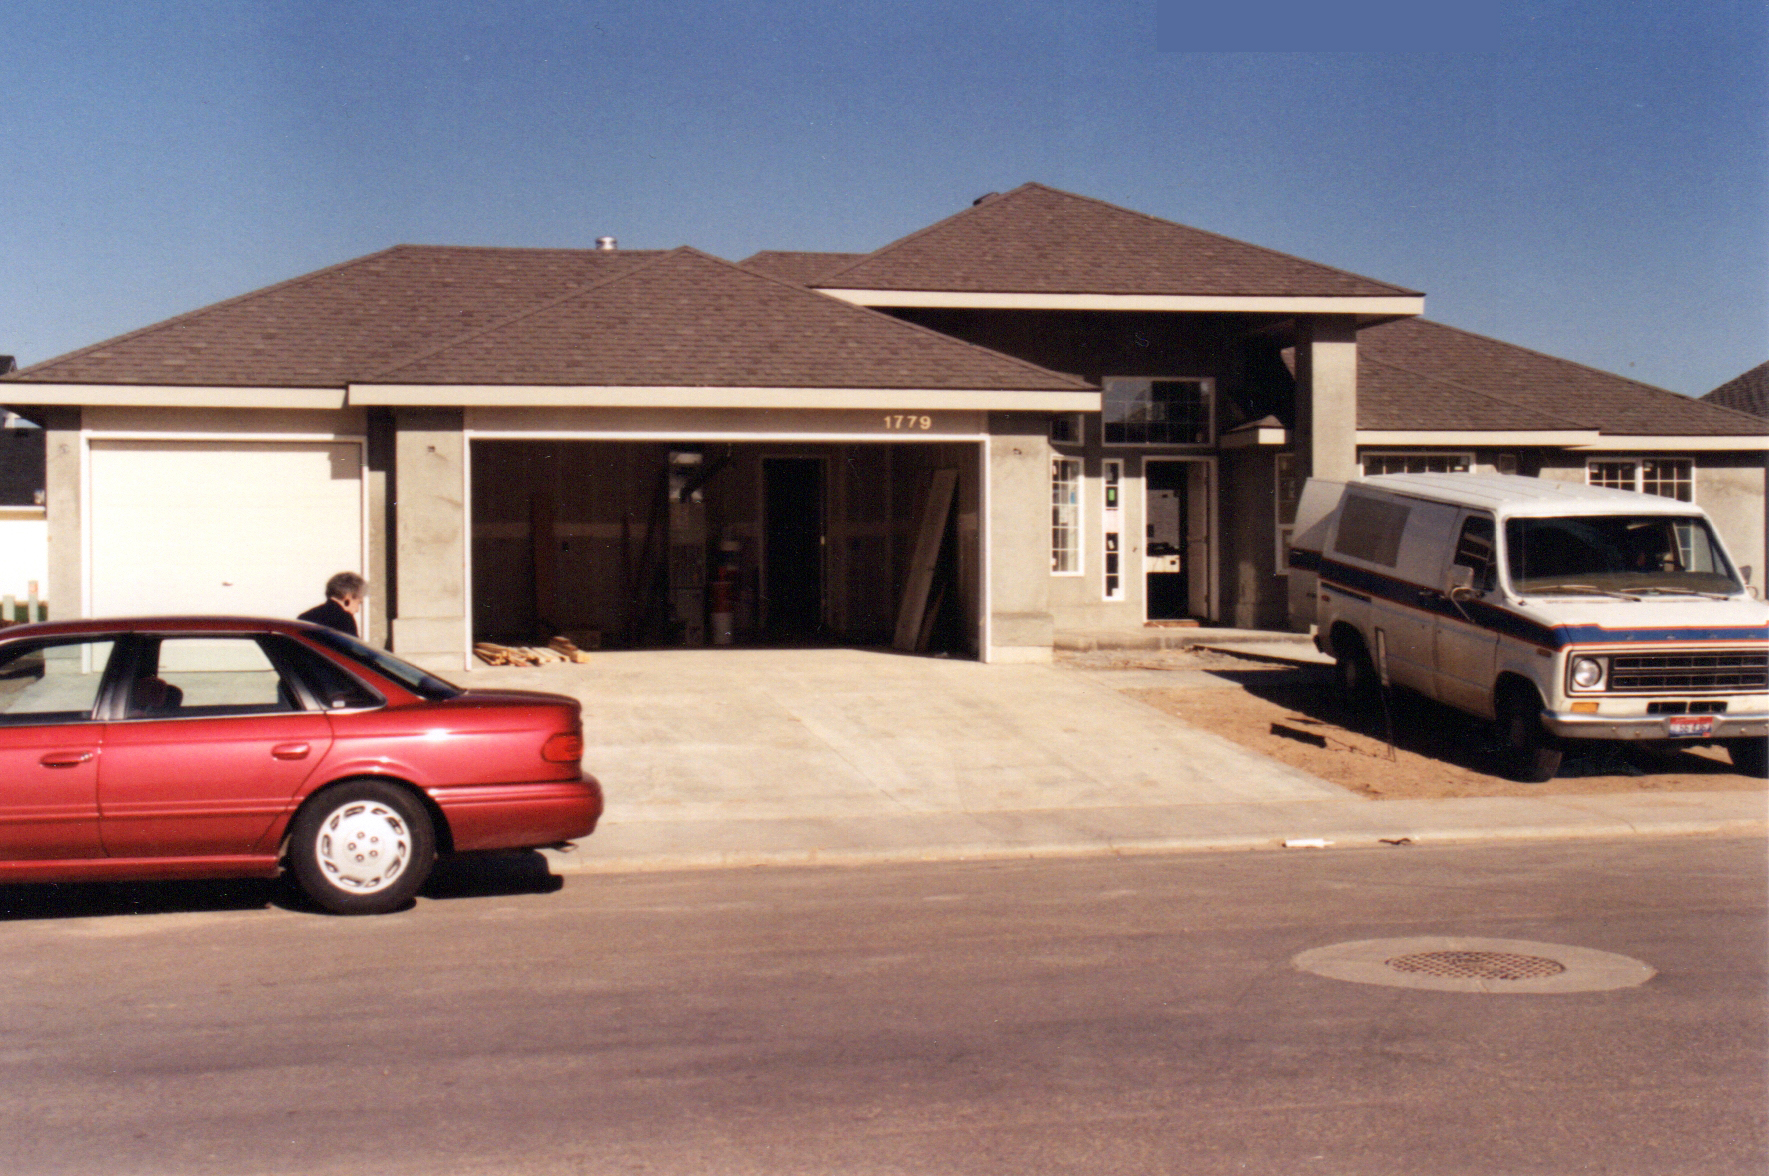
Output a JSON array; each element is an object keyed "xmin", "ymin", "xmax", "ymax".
[{"xmin": 1311, "ymin": 556, "xmax": 1769, "ymax": 650}]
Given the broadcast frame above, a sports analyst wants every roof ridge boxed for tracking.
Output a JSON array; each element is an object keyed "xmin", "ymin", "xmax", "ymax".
[
  {"xmin": 5, "ymin": 246, "xmax": 411, "ymax": 383},
  {"xmin": 375, "ymin": 244, "xmax": 1096, "ymax": 390},
  {"xmin": 363, "ymin": 247, "xmax": 690, "ymax": 380},
  {"xmin": 1359, "ymin": 353, "xmax": 1590, "ymax": 430},
  {"xmin": 814, "ymin": 182, "xmax": 1422, "ymax": 297}
]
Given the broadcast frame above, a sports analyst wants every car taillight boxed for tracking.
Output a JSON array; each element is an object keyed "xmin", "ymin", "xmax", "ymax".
[{"xmin": 542, "ymin": 732, "xmax": 584, "ymax": 763}]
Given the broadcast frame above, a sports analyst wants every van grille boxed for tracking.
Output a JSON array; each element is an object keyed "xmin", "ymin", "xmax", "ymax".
[{"xmin": 1609, "ymin": 650, "xmax": 1769, "ymax": 692}]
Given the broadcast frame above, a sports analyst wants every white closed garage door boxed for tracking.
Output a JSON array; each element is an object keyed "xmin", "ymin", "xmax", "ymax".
[{"xmin": 89, "ymin": 441, "xmax": 364, "ymax": 622}]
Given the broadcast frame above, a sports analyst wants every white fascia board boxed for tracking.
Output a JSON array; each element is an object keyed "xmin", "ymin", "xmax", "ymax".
[
  {"xmin": 1357, "ymin": 429, "xmax": 1601, "ymax": 447},
  {"xmin": 351, "ymin": 384, "xmax": 1101, "ymax": 411},
  {"xmin": 1, "ymin": 383, "xmax": 347, "ymax": 409},
  {"xmin": 1218, "ymin": 426, "xmax": 1291, "ymax": 449},
  {"xmin": 1567, "ymin": 435, "xmax": 1769, "ymax": 452},
  {"xmin": 818, "ymin": 289, "xmax": 1426, "ymax": 316}
]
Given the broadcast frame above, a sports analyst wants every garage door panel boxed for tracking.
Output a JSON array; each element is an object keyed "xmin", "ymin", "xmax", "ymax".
[{"xmin": 90, "ymin": 442, "xmax": 362, "ymax": 620}]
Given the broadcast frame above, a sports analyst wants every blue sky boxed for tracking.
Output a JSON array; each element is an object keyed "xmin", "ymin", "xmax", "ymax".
[{"xmin": 1, "ymin": 0, "xmax": 1763, "ymax": 396}]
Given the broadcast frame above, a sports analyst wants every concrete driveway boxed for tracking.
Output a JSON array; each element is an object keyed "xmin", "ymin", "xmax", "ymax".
[{"xmin": 457, "ymin": 647, "xmax": 1339, "ymax": 852}]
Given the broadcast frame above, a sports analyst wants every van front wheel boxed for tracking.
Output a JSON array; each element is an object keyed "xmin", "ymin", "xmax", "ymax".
[
  {"xmin": 1497, "ymin": 688, "xmax": 1562, "ymax": 783},
  {"xmin": 1726, "ymin": 738, "xmax": 1767, "ymax": 779}
]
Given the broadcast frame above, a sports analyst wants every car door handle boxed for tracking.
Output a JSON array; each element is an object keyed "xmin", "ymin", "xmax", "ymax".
[
  {"xmin": 271, "ymin": 742, "xmax": 312, "ymax": 760},
  {"xmin": 40, "ymin": 750, "xmax": 96, "ymax": 767}
]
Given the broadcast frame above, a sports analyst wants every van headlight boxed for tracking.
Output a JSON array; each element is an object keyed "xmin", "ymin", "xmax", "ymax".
[{"xmin": 1570, "ymin": 656, "xmax": 1605, "ymax": 690}]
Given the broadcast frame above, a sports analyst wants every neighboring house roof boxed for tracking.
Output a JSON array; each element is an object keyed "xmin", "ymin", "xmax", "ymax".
[
  {"xmin": 738, "ymin": 251, "xmax": 867, "ymax": 285},
  {"xmin": 1356, "ymin": 318, "xmax": 1769, "ymax": 437},
  {"xmin": 1702, "ymin": 361, "xmax": 1768, "ymax": 419},
  {"xmin": 815, "ymin": 183, "xmax": 1421, "ymax": 299},
  {"xmin": 5, "ymin": 246, "xmax": 660, "ymax": 387},
  {"xmin": 366, "ymin": 248, "xmax": 1092, "ymax": 391}
]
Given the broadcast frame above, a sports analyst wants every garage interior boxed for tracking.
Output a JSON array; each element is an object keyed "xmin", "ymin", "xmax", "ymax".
[{"xmin": 469, "ymin": 441, "xmax": 982, "ymax": 655}]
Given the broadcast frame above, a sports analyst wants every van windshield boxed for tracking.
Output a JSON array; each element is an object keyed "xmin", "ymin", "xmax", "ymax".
[{"xmin": 1504, "ymin": 515, "xmax": 1742, "ymax": 596}]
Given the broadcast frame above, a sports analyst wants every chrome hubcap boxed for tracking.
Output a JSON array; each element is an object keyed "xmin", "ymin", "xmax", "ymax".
[{"xmin": 314, "ymin": 800, "xmax": 411, "ymax": 894}]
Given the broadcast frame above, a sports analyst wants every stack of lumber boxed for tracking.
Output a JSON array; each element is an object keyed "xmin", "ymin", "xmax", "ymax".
[
  {"xmin": 473, "ymin": 639, "xmax": 591, "ymax": 667},
  {"xmin": 547, "ymin": 636, "xmax": 593, "ymax": 663}
]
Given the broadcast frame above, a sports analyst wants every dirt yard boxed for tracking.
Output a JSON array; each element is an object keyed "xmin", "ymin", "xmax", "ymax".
[{"xmin": 1058, "ymin": 646, "xmax": 1768, "ymax": 800}]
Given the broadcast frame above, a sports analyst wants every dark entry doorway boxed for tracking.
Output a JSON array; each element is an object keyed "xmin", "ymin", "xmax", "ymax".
[
  {"xmin": 1145, "ymin": 460, "xmax": 1188, "ymax": 620},
  {"xmin": 763, "ymin": 457, "xmax": 825, "ymax": 637}
]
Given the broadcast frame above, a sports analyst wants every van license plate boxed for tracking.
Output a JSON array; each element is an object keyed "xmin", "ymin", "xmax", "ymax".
[{"xmin": 1666, "ymin": 715, "xmax": 1714, "ymax": 738}]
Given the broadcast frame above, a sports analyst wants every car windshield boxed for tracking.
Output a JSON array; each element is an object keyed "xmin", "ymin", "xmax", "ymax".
[
  {"xmin": 307, "ymin": 629, "xmax": 464, "ymax": 700},
  {"xmin": 1504, "ymin": 514, "xmax": 1742, "ymax": 596}
]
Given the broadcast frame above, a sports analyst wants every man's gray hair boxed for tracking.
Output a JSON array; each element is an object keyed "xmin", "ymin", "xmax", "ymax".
[{"xmin": 325, "ymin": 571, "xmax": 367, "ymax": 600}]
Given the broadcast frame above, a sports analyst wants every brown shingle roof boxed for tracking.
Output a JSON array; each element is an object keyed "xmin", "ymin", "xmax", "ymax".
[
  {"xmin": 369, "ymin": 248, "xmax": 1092, "ymax": 390},
  {"xmin": 1357, "ymin": 318, "xmax": 1769, "ymax": 437},
  {"xmin": 1357, "ymin": 354, "xmax": 1587, "ymax": 432},
  {"xmin": 816, "ymin": 183, "xmax": 1420, "ymax": 298},
  {"xmin": 1702, "ymin": 361, "xmax": 1768, "ymax": 419},
  {"xmin": 738, "ymin": 251, "xmax": 867, "ymax": 285},
  {"xmin": 4, "ymin": 245, "xmax": 661, "ymax": 387}
]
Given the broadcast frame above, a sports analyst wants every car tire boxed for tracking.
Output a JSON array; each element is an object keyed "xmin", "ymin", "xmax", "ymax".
[
  {"xmin": 1333, "ymin": 635, "xmax": 1380, "ymax": 714},
  {"xmin": 1497, "ymin": 687, "xmax": 1562, "ymax": 783},
  {"xmin": 1726, "ymin": 738, "xmax": 1768, "ymax": 779},
  {"xmin": 287, "ymin": 781, "xmax": 436, "ymax": 915}
]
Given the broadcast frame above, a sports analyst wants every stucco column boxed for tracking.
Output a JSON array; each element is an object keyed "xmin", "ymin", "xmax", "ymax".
[
  {"xmin": 986, "ymin": 413, "xmax": 1054, "ymax": 663},
  {"xmin": 1293, "ymin": 315, "xmax": 1359, "ymax": 483},
  {"xmin": 391, "ymin": 407, "xmax": 467, "ymax": 670},
  {"xmin": 39, "ymin": 408, "xmax": 81, "ymax": 620}
]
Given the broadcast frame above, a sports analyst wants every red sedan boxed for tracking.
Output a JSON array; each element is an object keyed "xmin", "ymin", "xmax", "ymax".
[{"xmin": 0, "ymin": 616, "xmax": 602, "ymax": 914}]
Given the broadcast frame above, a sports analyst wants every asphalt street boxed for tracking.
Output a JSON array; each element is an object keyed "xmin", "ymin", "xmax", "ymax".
[{"xmin": 0, "ymin": 835, "xmax": 1763, "ymax": 1176}]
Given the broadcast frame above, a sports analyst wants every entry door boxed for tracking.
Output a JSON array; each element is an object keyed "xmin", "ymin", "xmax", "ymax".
[
  {"xmin": 763, "ymin": 458, "xmax": 825, "ymax": 638},
  {"xmin": 1145, "ymin": 462, "xmax": 1187, "ymax": 620}
]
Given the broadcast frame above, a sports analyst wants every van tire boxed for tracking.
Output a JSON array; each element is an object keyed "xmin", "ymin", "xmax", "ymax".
[
  {"xmin": 1726, "ymin": 738, "xmax": 1768, "ymax": 779},
  {"xmin": 1333, "ymin": 634, "xmax": 1381, "ymax": 714},
  {"xmin": 1497, "ymin": 686, "xmax": 1562, "ymax": 783}
]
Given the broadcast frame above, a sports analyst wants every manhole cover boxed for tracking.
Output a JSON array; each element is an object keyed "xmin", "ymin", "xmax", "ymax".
[
  {"xmin": 1387, "ymin": 950, "xmax": 1566, "ymax": 981},
  {"xmin": 1293, "ymin": 936, "xmax": 1654, "ymax": 993}
]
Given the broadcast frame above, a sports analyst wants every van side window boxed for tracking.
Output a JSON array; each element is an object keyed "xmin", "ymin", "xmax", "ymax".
[
  {"xmin": 1333, "ymin": 495, "xmax": 1410, "ymax": 567},
  {"xmin": 1452, "ymin": 515, "xmax": 1497, "ymax": 591}
]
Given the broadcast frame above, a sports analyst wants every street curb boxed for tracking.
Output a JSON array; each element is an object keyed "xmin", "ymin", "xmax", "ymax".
[{"xmin": 544, "ymin": 809, "xmax": 1767, "ymax": 875}]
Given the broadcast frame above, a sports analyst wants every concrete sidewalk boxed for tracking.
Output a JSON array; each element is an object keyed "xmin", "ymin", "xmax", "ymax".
[{"xmin": 451, "ymin": 648, "xmax": 1767, "ymax": 875}]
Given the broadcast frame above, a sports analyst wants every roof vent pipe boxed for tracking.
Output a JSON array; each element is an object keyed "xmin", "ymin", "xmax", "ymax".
[
  {"xmin": 971, "ymin": 192, "xmax": 999, "ymax": 206},
  {"xmin": 595, "ymin": 236, "xmax": 618, "ymax": 251}
]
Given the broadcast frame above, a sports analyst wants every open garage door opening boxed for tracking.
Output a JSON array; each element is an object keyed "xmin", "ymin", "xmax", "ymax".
[{"xmin": 469, "ymin": 441, "xmax": 981, "ymax": 657}]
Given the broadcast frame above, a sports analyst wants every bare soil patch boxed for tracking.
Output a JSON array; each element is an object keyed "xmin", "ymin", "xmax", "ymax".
[{"xmin": 1058, "ymin": 647, "xmax": 1767, "ymax": 800}]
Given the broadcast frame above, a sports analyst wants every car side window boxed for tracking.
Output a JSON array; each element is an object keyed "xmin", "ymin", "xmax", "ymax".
[
  {"xmin": 127, "ymin": 637, "xmax": 299, "ymax": 719},
  {"xmin": 267, "ymin": 636, "xmax": 382, "ymax": 711},
  {"xmin": 1452, "ymin": 514, "xmax": 1497, "ymax": 592},
  {"xmin": 0, "ymin": 639, "xmax": 118, "ymax": 725}
]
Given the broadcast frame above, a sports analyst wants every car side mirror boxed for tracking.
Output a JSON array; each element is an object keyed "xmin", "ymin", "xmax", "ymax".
[{"xmin": 1446, "ymin": 564, "xmax": 1476, "ymax": 598}]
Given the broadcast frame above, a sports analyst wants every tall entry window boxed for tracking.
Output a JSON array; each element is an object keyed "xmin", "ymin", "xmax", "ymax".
[
  {"xmin": 1102, "ymin": 460, "xmax": 1124, "ymax": 599},
  {"xmin": 1102, "ymin": 378, "xmax": 1214, "ymax": 445},
  {"xmin": 1051, "ymin": 457, "xmax": 1082, "ymax": 574}
]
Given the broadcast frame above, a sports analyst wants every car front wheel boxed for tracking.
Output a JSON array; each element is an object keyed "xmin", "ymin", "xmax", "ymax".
[
  {"xmin": 288, "ymin": 781, "xmax": 436, "ymax": 915},
  {"xmin": 1727, "ymin": 737, "xmax": 1768, "ymax": 779}
]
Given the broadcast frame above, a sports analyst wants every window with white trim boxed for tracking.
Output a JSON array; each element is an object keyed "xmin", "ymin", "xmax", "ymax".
[
  {"xmin": 1361, "ymin": 451, "xmax": 1473, "ymax": 476},
  {"xmin": 1587, "ymin": 458, "xmax": 1692, "ymax": 502},
  {"xmin": 1051, "ymin": 457, "xmax": 1082, "ymax": 574},
  {"xmin": 1102, "ymin": 378, "xmax": 1214, "ymax": 446}
]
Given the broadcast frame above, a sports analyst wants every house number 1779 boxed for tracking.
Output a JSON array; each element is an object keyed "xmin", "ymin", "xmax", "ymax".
[{"xmin": 884, "ymin": 414, "xmax": 933, "ymax": 430}]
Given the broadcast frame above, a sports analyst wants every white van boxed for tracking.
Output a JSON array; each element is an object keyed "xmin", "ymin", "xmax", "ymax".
[{"xmin": 1288, "ymin": 473, "xmax": 1769, "ymax": 781}]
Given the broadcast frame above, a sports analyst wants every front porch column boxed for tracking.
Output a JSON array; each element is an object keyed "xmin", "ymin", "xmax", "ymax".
[
  {"xmin": 391, "ymin": 407, "xmax": 468, "ymax": 670},
  {"xmin": 986, "ymin": 413, "xmax": 1054, "ymax": 663},
  {"xmin": 1293, "ymin": 315, "xmax": 1359, "ymax": 483},
  {"xmin": 40, "ymin": 408, "xmax": 81, "ymax": 620}
]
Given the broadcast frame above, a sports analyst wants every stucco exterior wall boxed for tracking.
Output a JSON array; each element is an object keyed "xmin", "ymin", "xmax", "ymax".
[
  {"xmin": 392, "ymin": 408, "xmax": 468, "ymax": 669},
  {"xmin": 986, "ymin": 413, "xmax": 1055, "ymax": 661}
]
